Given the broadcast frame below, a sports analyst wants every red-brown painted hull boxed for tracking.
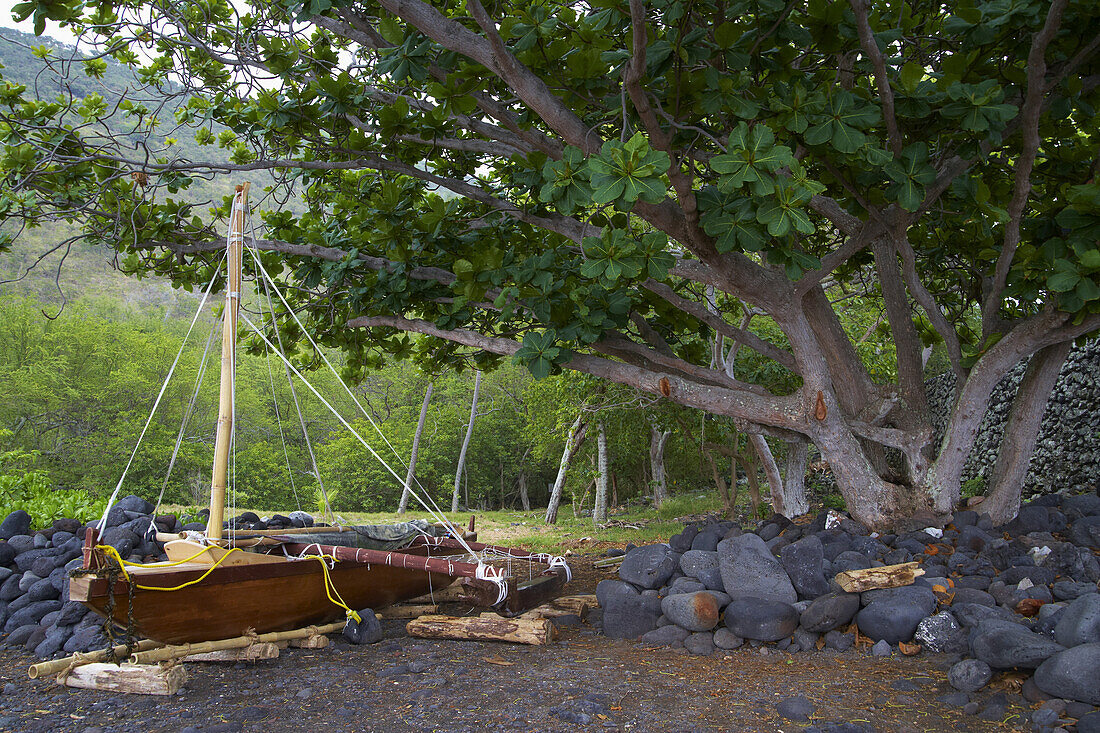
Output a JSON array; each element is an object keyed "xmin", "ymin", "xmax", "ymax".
[{"xmin": 70, "ymin": 553, "xmax": 467, "ymax": 644}]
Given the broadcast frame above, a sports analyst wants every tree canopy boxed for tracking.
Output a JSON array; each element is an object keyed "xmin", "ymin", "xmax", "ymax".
[{"xmin": 1, "ymin": 0, "xmax": 1099, "ymax": 527}]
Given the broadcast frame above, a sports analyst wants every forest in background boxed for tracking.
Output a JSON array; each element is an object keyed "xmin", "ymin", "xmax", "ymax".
[{"xmin": 0, "ymin": 26, "xmax": 907, "ymax": 520}]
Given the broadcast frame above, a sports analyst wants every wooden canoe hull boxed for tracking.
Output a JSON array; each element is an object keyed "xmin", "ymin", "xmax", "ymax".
[{"xmin": 70, "ymin": 553, "xmax": 467, "ymax": 644}]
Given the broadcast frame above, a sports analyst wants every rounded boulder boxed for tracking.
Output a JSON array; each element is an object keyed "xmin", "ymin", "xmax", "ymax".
[
  {"xmin": 724, "ymin": 596, "xmax": 799, "ymax": 642},
  {"xmin": 661, "ymin": 591, "xmax": 720, "ymax": 632}
]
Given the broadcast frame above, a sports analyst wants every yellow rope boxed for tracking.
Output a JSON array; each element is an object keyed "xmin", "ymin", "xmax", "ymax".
[
  {"xmin": 95, "ymin": 544, "xmax": 242, "ymax": 591},
  {"xmin": 304, "ymin": 555, "xmax": 361, "ymax": 623},
  {"xmin": 94, "ymin": 544, "xmax": 361, "ymax": 622}
]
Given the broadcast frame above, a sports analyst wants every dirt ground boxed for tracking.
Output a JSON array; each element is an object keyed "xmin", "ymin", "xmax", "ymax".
[{"xmin": 0, "ymin": 559, "xmax": 1037, "ymax": 733}]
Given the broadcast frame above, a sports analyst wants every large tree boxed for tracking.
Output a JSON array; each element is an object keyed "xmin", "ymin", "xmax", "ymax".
[{"xmin": 2, "ymin": 0, "xmax": 1099, "ymax": 528}]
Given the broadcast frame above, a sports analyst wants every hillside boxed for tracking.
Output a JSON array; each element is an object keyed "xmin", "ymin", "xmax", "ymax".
[{"xmin": 0, "ymin": 28, "xmax": 285, "ymax": 307}]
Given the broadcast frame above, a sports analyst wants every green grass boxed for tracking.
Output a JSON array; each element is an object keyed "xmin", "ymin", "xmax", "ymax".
[{"xmin": 159, "ymin": 500, "xmax": 721, "ymax": 553}]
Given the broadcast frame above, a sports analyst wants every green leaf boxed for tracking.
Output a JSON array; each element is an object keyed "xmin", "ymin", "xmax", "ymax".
[
  {"xmin": 1047, "ymin": 270, "xmax": 1080, "ymax": 292},
  {"xmin": 899, "ymin": 62, "xmax": 924, "ymax": 93}
]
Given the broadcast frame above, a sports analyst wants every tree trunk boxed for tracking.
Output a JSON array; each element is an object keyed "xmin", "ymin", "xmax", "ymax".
[
  {"xmin": 545, "ymin": 414, "xmax": 587, "ymax": 524},
  {"xmin": 398, "ymin": 382, "xmax": 433, "ymax": 514},
  {"xmin": 742, "ymin": 446, "xmax": 762, "ymax": 519},
  {"xmin": 705, "ymin": 449, "xmax": 737, "ymax": 519},
  {"xmin": 979, "ymin": 341, "xmax": 1071, "ymax": 525},
  {"xmin": 749, "ymin": 433, "xmax": 784, "ymax": 516},
  {"xmin": 782, "ymin": 440, "xmax": 810, "ymax": 518},
  {"xmin": 518, "ymin": 448, "xmax": 531, "ymax": 511},
  {"xmin": 649, "ymin": 426, "xmax": 671, "ymax": 508},
  {"xmin": 593, "ymin": 420, "xmax": 609, "ymax": 525},
  {"xmin": 451, "ymin": 370, "xmax": 481, "ymax": 513}
]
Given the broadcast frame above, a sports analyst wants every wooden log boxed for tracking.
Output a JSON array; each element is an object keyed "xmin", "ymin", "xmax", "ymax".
[
  {"xmin": 593, "ymin": 555, "xmax": 625, "ymax": 569},
  {"xmin": 520, "ymin": 602, "xmax": 588, "ymax": 621},
  {"xmin": 833, "ymin": 562, "xmax": 924, "ymax": 593},
  {"xmin": 129, "ymin": 621, "xmax": 345, "ymax": 664},
  {"xmin": 406, "ymin": 614, "xmax": 555, "ymax": 645},
  {"xmin": 60, "ymin": 663, "xmax": 186, "ymax": 695},
  {"xmin": 184, "ymin": 643, "xmax": 280, "ymax": 662},
  {"xmin": 376, "ymin": 604, "xmax": 440, "ymax": 619},
  {"xmin": 288, "ymin": 635, "xmax": 329, "ymax": 649},
  {"xmin": 551, "ymin": 594, "xmax": 598, "ymax": 612},
  {"xmin": 28, "ymin": 640, "xmax": 163, "ymax": 680},
  {"xmin": 407, "ymin": 582, "xmax": 468, "ymax": 604}
]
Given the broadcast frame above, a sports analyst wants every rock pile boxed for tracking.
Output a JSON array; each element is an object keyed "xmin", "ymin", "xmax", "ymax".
[
  {"xmin": 597, "ymin": 491, "xmax": 1100, "ymax": 709},
  {"xmin": 0, "ymin": 497, "xmax": 322, "ymax": 660}
]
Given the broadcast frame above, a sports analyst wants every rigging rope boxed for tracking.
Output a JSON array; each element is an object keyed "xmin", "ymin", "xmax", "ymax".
[{"xmin": 96, "ymin": 257, "xmax": 225, "ymax": 532}]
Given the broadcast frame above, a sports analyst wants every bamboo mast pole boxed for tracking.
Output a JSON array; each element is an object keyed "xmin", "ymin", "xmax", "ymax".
[{"xmin": 207, "ymin": 182, "xmax": 249, "ymax": 540}]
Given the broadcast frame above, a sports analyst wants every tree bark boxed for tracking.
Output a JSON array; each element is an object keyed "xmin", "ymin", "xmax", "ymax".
[
  {"xmin": 649, "ymin": 425, "xmax": 671, "ymax": 508},
  {"xmin": 399, "ymin": 382, "xmax": 433, "ymax": 514},
  {"xmin": 452, "ymin": 370, "xmax": 481, "ymax": 512},
  {"xmin": 517, "ymin": 457, "xmax": 530, "ymax": 508},
  {"xmin": 545, "ymin": 414, "xmax": 587, "ymax": 524},
  {"xmin": 593, "ymin": 420, "xmax": 609, "ymax": 524},
  {"xmin": 749, "ymin": 433, "xmax": 784, "ymax": 516},
  {"xmin": 979, "ymin": 341, "xmax": 1071, "ymax": 525},
  {"xmin": 705, "ymin": 448, "xmax": 737, "ymax": 519},
  {"xmin": 742, "ymin": 445, "xmax": 762, "ymax": 519},
  {"xmin": 782, "ymin": 440, "xmax": 810, "ymax": 518}
]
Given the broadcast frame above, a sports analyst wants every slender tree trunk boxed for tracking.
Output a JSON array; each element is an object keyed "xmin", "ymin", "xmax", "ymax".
[
  {"xmin": 749, "ymin": 433, "xmax": 784, "ymax": 516},
  {"xmin": 398, "ymin": 382, "xmax": 433, "ymax": 514},
  {"xmin": 782, "ymin": 440, "xmax": 810, "ymax": 518},
  {"xmin": 742, "ymin": 447, "xmax": 762, "ymax": 519},
  {"xmin": 518, "ymin": 448, "xmax": 531, "ymax": 511},
  {"xmin": 705, "ymin": 449, "xmax": 737, "ymax": 519},
  {"xmin": 451, "ymin": 370, "xmax": 481, "ymax": 513},
  {"xmin": 611, "ymin": 471, "xmax": 619, "ymax": 508},
  {"xmin": 593, "ymin": 420, "xmax": 609, "ymax": 525},
  {"xmin": 545, "ymin": 414, "xmax": 587, "ymax": 524},
  {"xmin": 649, "ymin": 426, "xmax": 672, "ymax": 508},
  {"xmin": 979, "ymin": 342, "xmax": 1071, "ymax": 525}
]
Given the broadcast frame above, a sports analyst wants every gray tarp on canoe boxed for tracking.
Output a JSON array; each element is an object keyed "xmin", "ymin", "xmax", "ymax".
[{"xmin": 283, "ymin": 519, "xmax": 450, "ymax": 551}]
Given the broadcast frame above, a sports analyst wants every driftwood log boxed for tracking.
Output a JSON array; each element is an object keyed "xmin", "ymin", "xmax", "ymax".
[
  {"xmin": 184, "ymin": 643, "xmax": 280, "ymax": 662},
  {"xmin": 59, "ymin": 663, "xmax": 186, "ymax": 695},
  {"xmin": 376, "ymin": 604, "xmax": 440, "ymax": 619},
  {"xmin": 834, "ymin": 562, "xmax": 924, "ymax": 593},
  {"xmin": 406, "ymin": 613, "xmax": 556, "ymax": 645},
  {"xmin": 552, "ymin": 594, "xmax": 598, "ymax": 612},
  {"xmin": 407, "ymin": 582, "xmax": 468, "ymax": 604}
]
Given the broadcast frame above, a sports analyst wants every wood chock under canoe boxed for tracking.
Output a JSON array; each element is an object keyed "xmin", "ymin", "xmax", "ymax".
[
  {"xmin": 406, "ymin": 613, "xmax": 556, "ymax": 645},
  {"xmin": 58, "ymin": 662, "xmax": 186, "ymax": 696},
  {"xmin": 184, "ymin": 642, "xmax": 281, "ymax": 662}
]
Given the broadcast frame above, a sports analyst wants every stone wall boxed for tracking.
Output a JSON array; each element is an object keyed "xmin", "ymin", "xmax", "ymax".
[{"xmin": 927, "ymin": 339, "xmax": 1100, "ymax": 497}]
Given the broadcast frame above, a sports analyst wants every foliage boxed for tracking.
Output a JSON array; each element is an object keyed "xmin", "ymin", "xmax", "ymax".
[
  {"xmin": 0, "ymin": 429, "xmax": 105, "ymax": 527},
  {"xmin": 2, "ymin": 0, "xmax": 1098, "ymax": 527}
]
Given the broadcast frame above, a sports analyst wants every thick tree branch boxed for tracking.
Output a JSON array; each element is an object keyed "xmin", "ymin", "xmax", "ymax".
[
  {"xmin": 982, "ymin": 0, "xmax": 1068, "ymax": 339},
  {"xmin": 849, "ymin": 0, "xmax": 902, "ymax": 155},
  {"xmin": 642, "ymin": 280, "xmax": 797, "ymax": 371},
  {"xmin": 347, "ymin": 314, "xmax": 805, "ymax": 432}
]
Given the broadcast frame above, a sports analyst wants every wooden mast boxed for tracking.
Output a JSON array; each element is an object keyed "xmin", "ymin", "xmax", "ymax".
[{"xmin": 207, "ymin": 183, "xmax": 249, "ymax": 540}]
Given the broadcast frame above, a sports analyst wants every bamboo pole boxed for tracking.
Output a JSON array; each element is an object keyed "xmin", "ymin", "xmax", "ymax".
[
  {"xmin": 207, "ymin": 182, "xmax": 249, "ymax": 540},
  {"xmin": 130, "ymin": 620, "xmax": 344, "ymax": 664},
  {"xmin": 28, "ymin": 639, "xmax": 163, "ymax": 680}
]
